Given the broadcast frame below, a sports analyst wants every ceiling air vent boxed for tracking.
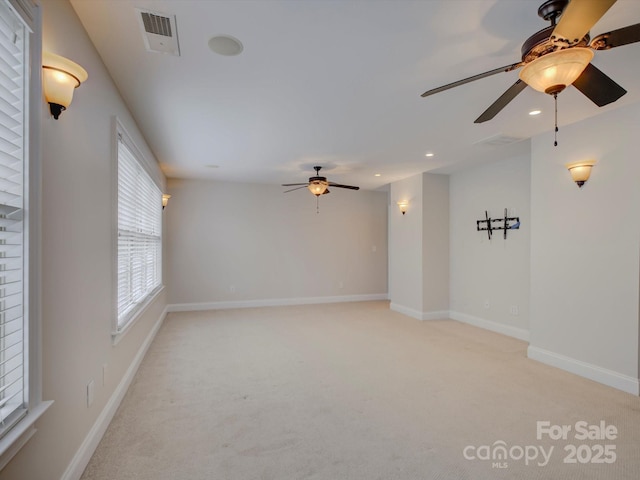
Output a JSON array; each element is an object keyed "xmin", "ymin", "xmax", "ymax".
[
  {"xmin": 136, "ymin": 9, "xmax": 180, "ymax": 56},
  {"xmin": 474, "ymin": 133, "xmax": 526, "ymax": 147}
]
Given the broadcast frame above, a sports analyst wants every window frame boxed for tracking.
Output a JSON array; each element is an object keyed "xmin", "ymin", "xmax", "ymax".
[
  {"xmin": 112, "ymin": 118, "xmax": 164, "ymax": 344},
  {"xmin": 0, "ymin": 0, "xmax": 52, "ymax": 468}
]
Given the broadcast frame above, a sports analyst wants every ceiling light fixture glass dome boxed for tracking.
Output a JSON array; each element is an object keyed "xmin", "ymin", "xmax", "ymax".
[{"xmin": 519, "ymin": 48, "xmax": 593, "ymax": 94}]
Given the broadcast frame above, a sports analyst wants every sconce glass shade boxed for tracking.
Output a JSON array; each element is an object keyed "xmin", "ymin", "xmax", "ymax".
[
  {"xmin": 519, "ymin": 48, "xmax": 593, "ymax": 94},
  {"xmin": 566, "ymin": 160, "xmax": 596, "ymax": 188},
  {"xmin": 162, "ymin": 194, "xmax": 171, "ymax": 209},
  {"xmin": 397, "ymin": 201, "xmax": 408, "ymax": 215},
  {"xmin": 308, "ymin": 180, "xmax": 329, "ymax": 196},
  {"xmin": 42, "ymin": 52, "xmax": 88, "ymax": 119}
]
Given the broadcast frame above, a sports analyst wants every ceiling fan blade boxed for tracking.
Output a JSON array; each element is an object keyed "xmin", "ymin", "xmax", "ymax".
[
  {"xmin": 572, "ymin": 62, "xmax": 626, "ymax": 106},
  {"xmin": 281, "ymin": 183, "xmax": 308, "ymax": 187},
  {"xmin": 420, "ymin": 62, "xmax": 522, "ymax": 98},
  {"xmin": 551, "ymin": 0, "xmax": 617, "ymax": 47},
  {"xmin": 474, "ymin": 79, "xmax": 528, "ymax": 124},
  {"xmin": 322, "ymin": 189, "xmax": 330, "ymax": 195},
  {"xmin": 283, "ymin": 186, "xmax": 308, "ymax": 193},
  {"xmin": 328, "ymin": 182, "xmax": 360, "ymax": 190},
  {"xmin": 590, "ymin": 23, "xmax": 640, "ymax": 50}
]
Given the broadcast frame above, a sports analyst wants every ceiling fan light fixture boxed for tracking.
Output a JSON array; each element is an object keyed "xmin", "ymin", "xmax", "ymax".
[
  {"xmin": 308, "ymin": 180, "xmax": 329, "ymax": 196},
  {"xmin": 519, "ymin": 47, "xmax": 594, "ymax": 94}
]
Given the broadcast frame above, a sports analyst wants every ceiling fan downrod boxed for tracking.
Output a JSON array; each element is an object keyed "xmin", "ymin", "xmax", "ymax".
[{"xmin": 538, "ymin": 0, "xmax": 568, "ymax": 26}]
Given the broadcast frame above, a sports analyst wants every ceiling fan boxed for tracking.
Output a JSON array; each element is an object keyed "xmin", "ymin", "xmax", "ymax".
[
  {"xmin": 282, "ymin": 166, "xmax": 360, "ymax": 197},
  {"xmin": 420, "ymin": 0, "xmax": 640, "ymax": 127}
]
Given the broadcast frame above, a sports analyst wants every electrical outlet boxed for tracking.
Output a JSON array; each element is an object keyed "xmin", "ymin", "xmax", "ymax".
[
  {"xmin": 510, "ymin": 305, "xmax": 519, "ymax": 316},
  {"xmin": 371, "ymin": 245, "xmax": 377, "ymax": 252},
  {"xmin": 338, "ymin": 281, "xmax": 344, "ymax": 289},
  {"xmin": 229, "ymin": 285, "xmax": 236, "ymax": 294},
  {"xmin": 87, "ymin": 380, "xmax": 95, "ymax": 407},
  {"xmin": 484, "ymin": 300, "xmax": 490, "ymax": 309}
]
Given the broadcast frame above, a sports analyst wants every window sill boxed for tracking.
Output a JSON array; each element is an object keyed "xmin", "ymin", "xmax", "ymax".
[
  {"xmin": 112, "ymin": 285, "xmax": 165, "ymax": 346},
  {"xmin": 0, "ymin": 400, "xmax": 53, "ymax": 471}
]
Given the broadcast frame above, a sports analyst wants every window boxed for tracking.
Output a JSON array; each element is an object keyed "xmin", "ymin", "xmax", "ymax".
[
  {"xmin": 0, "ymin": 0, "xmax": 28, "ymax": 439},
  {"xmin": 116, "ymin": 129, "xmax": 162, "ymax": 334},
  {"xmin": 0, "ymin": 1, "xmax": 50, "ymax": 462}
]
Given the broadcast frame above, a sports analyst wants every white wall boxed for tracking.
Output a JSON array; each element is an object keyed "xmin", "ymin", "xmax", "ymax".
[
  {"xmin": 388, "ymin": 172, "xmax": 449, "ymax": 319},
  {"xmin": 389, "ymin": 173, "xmax": 423, "ymax": 315},
  {"xmin": 0, "ymin": 1, "xmax": 167, "ymax": 479},
  {"xmin": 449, "ymin": 152, "xmax": 531, "ymax": 339},
  {"xmin": 422, "ymin": 173, "xmax": 449, "ymax": 314},
  {"xmin": 165, "ymin": 179, "xmax": 388, "ymax": 306},
  {"xmin": 529, "ymin": 102, "xmax": 640, "ymax": 394}
]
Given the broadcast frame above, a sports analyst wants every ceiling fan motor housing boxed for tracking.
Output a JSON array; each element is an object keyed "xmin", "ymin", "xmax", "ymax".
[{"xmin": 521, "ymin": 26, "xmax": 589, "ymax": 64}]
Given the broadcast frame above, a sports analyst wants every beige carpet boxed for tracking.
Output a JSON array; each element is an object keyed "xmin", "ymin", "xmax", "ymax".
[{"xmin": 81, "ymin": 301, "xmax": 640, "ymax": 479}]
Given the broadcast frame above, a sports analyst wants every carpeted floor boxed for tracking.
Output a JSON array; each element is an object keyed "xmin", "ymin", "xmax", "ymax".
[{"xmin": 81, "ymin": 301, "xmax": 640, "ymax": 479}]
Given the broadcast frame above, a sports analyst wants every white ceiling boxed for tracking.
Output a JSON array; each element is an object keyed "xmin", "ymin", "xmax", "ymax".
[{"xmin": 69, "ymin": 0, "xmax": 640, "ymax": 190}]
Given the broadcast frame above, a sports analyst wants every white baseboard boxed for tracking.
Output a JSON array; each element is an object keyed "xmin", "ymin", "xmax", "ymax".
[
  {"xmin": 389, "ymin": 303, "xmax": 422, "ymax": 320},
  {"xmin": 389, "ymin": 303, "xmax": 449, "ymax": 321},
  {"xmin": 168, "ymin": 293, "xmax": 389, "ymax": 312},
  {"xmin": 528, "ymin": 345, "xmax": 640, "ymax": 396},
  {"xmin": 449, "ymin": 311, "xmax": 530, "ymax": 341},
  {"xmin": 422, "ymin": 310, "xmax": 450, "ymax": 321},
  {"xmin": 60, "ymin": 305, "xmax": 169, "ymax": 480}
]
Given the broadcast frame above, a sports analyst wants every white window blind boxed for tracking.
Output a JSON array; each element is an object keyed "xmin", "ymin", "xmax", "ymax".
[
  {"xmin": 0, "ymin": 0, "xmax": 27, "ymax": 437},
  {"xmin": 117, "ymin": 136, "xmax": 162, "ymax": 331}
]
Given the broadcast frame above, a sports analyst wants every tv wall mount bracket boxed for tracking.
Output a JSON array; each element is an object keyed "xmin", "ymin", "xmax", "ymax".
[{"xmin": 476, "ymin": 208, "xmax": 520, "ymax": 240}]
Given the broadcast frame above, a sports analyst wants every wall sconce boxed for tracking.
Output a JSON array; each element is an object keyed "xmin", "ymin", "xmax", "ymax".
[
  {"xmin": 162, "ymin": 194, "xmax": 171, "ymax": 210},
  {"xmin": 42, "ymin": 52, "xmax": 88, "ymax": 119},
  {"xmin": 397, "ymin": 201, "xmax": 408, "ymax": 215},
  {"xmin": 566, "ymin": 160, "xmax": 596, "ymax": 188}
]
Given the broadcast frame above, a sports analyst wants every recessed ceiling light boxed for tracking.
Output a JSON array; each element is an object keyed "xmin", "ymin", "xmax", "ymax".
[
  {"xmin": 208, "ymin": 35, "xmax": 243, "ymax": 56},
  {"xmin": 374, "ymin": 173, "xmax": 381, "ymax": 177},
  {"xmin": 529, "ymin": 109, "xmax": 542, "ymax": 116},
  {"xmin": 425, "ymin": 153, "xmax": 434, "ymax": 157}
]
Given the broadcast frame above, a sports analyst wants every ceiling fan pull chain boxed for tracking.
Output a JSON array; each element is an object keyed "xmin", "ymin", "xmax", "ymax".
[
  {"xmin": 316, "ymin": 196, "xmax": 319, "ymax": 214},
  {"xmin": 554, "ymin": 92, "xmax": 558, "ymax": 147}
]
